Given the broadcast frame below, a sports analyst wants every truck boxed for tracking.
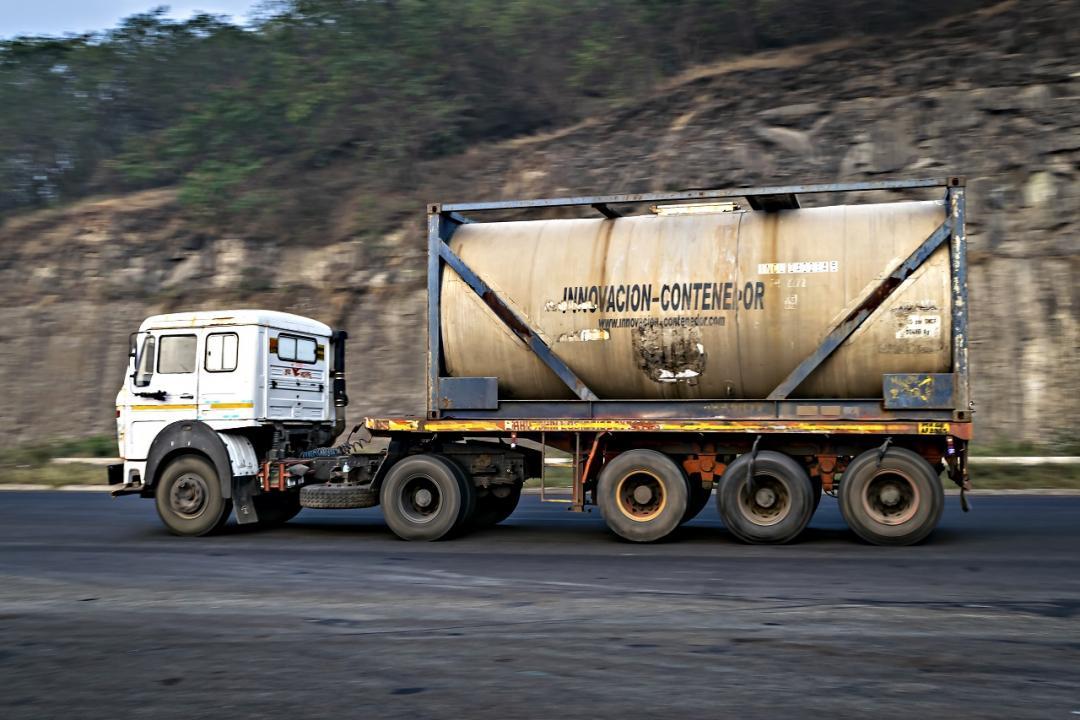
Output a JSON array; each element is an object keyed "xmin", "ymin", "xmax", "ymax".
[{"xmin": 111, "ymin": 177, "xmax": 973, "ymax": 545}]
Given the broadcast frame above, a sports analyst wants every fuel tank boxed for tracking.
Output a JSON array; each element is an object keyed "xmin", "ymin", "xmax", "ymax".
[{"xmin": 441, "ymin": 200, "xmax": 951, "ymax": 400}]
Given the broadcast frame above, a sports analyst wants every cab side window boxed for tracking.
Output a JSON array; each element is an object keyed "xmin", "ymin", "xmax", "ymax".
[
  {"xmin": 205, "ymin": 332, "xmax": 238, "ymax": 373},
  {"xmin": 158, "ymin": 335, "xmax": 197, "ymax": 374},
  {"xmin": 276, "ymin": 334, "xmax": 317, "ymax": 364}
]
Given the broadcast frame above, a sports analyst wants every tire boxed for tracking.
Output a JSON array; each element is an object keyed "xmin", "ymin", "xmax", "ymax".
[
  {"xmin": 716, "ymin": 451, "xmax": 815, "ymax": 544},
  {"xmin": 597, "ymin": 449, "xmax": 689, "ymax": 542},
  {"xmin": 300, "ymin": 483, "xmax": 378, "ymax": 509},
  {"xmin": 471, "ymin": 483, "xmax": 522, "ymax": 528},
  {"xmin": 154, "ymin": 455, "xmax": 232, "ymax": 537},
  {"xmin": 455, "ymin": 466, "xmax": 478, "ymax": 536},
  {"xmin": 680, "ymin": 473, "xmax": 712, "ymax": 524},
  {"xmin": 380, "ymin": 454, "xmax": 474, "ymax": 541},
  {"xmin": 253, "ymin": 491, "xmax": 303, "ymax": 527},
  {"xmin": 838, "ymin": 447, "xmax": 944, "ymax": 546}
]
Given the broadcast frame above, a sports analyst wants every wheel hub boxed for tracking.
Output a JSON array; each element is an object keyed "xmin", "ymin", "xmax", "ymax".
[
  {"xmin": 399, "ymin": 475, "xmax": 441, "ymax": 524},
  {"xmin": 754, "ymin": 487, "xmax": 777, "ymax": 508},
  {"xmin": 170, "ymin": 473, "xmax": 208, "ymax": 518},
  {"xmin": 615, "ymin": 471, "xmax": 667, "ymax": 522},
  {"xmin": 862, "ymin": 472, "xmax": 919, "ymax": 526},
  {"xmin": 738, "ymin": 474, "xmax": 790, "ymax": 526},
  {"xmin": 414, "ymin": 488, "xmax": 434, "ymax": 508},
  {"xmin": 879, "ymin": 484, "xmax": 901, "ymax": 507}
]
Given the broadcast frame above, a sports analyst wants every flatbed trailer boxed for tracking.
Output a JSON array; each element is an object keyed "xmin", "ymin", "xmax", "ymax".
[{"xmin": 359, "ymin": 176, "xmax": 972, "ymax": 544}]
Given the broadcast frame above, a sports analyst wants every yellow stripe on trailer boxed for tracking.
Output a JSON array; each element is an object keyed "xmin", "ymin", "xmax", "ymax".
[
  {"xmin": 131, "ymin": 404, "xmax": 198, "ymax": 411},
  {"xmin": 365, "ymin": 417, "xmax": 963, "ymax": 436},
  {"xmin": 202, "ymin": 402, "xmax": 255, "ymax": 410}
]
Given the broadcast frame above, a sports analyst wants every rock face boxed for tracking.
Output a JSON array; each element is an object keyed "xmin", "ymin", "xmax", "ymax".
[{"xmin": 1, "ymin": 0, "xmax": 1077, "ymax": 448}]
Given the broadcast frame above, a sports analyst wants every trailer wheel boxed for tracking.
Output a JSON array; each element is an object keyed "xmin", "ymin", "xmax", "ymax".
[
  {"xmin": 839, "ymin": 447, "xmax": 944, "ymax": 546},
  {"xmin": 680, "ymin": 473, "xmax": 712, "ymax": 524},
  {"xmin": 716, "ymin": 451, "xmax": 814, "ymax": 544},
  {"xmin": 155, "ymin": 455, "xmax": 232, "ymax": 537},
  {"xmin": 471, "ymin": 483, "xmax": 523, "ymax": 528},
  {"xmin": 597, "ymin": 450, "xmax": 688, "ymax": 542},
  {"xmin": 380, "ymin": 454, "xmax": 473, "ymax": 541},
  {"xmin": 254, "ymin": 491, "xmax": 302, "ymax": 528}
]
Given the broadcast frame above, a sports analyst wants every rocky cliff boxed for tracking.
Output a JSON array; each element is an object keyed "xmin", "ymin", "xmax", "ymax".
[{"xmin": 2, "ymin": 0, "xmax": 1077, "ymax": 447}]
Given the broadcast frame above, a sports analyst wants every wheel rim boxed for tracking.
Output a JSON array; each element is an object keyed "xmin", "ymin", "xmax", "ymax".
[
  {"xmin": 737, "ymin": 472, "xmax": 791, "ymax": 526},
  {"xmin": 615, "ymin": 471, "xmax": 667, "ymax": 522},
  {"xmin": 398, "ymin": 474, "xmax": 442, "ymax": 524},
  {"xmin": 861, "ymin": 471, "xmax": 920, "ymax": 525},
  {"xmin": 170, "ymin": 472, "xmax": 209, "ymax": 519}
]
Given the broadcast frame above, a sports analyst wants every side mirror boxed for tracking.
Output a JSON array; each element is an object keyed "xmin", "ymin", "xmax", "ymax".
[{"xmin": 132, "ymin": 335, "xmax": 156, "ymax": 387}]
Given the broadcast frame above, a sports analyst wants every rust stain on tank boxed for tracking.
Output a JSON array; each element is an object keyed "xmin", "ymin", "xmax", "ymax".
[
  {"xmin": 632, "ymin": 322, "xmax": 706, "ymax": 385},
  {"xmin": 482, "ymin": 290, "xmax": 532, "ymax": 339}
]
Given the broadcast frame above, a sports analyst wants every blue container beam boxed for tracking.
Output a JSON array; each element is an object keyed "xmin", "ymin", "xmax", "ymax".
[
  {"xmin": 440, "ymin": 178, "xmax": 951, "ymax": 213},
  {"xmin": 426, "ymin": 211, "xmax": 444, "ymax": 418},
  {"xmin": 947, "ymin": 180, "xmax": 971, "ymax": 418}
]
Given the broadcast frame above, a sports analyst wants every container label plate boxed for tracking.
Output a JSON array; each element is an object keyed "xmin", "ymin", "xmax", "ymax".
[{"xmin": 757, "ymin": 260, "xmax": 839, "ymax": 275}]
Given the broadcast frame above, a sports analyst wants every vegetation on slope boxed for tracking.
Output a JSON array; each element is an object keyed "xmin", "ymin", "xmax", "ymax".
[{"xmin": 1, "ymin": 0, "xmax": 993, "ymax": 225}]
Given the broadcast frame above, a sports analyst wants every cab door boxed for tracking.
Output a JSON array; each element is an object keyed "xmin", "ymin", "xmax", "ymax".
[
  {"xmin": 124, "ymin": 332, "xmax": 201, "ymax": 460},
  {"xmin": 198, "ymin": 327, "xmax": 257, "ymax": 424}
]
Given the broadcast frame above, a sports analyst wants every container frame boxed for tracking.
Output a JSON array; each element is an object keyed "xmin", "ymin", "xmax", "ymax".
[{"xmin": 423, "ymin": 177, "xmax": 971, "ymax": 430}]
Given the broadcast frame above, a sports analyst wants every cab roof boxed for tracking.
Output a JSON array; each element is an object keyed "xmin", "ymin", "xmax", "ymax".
[{"xmin": 139, "ymin": 309, "xmax": 333, "ymax": 336}]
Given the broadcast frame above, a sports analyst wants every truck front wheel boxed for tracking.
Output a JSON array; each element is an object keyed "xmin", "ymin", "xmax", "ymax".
[
  {"xmin": 155, "ymin": 455, "xmax": 232, "ymax": 537},
  {"xmin": 380, "ymin": 454, "xmax": 475, "ymax": 541}
]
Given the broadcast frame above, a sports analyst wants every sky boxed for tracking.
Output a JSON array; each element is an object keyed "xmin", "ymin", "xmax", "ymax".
[{"xmin": 0, "ymin": 1, "xmax": 262, "ymax": 38}]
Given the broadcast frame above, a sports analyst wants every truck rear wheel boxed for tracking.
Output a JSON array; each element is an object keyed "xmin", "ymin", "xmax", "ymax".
[
  {"xmin": 380, "ymin": 454, "xmax": 475, "ymax": 541},
  {"xmin": 597, "ymin": 450, "xmax": 688, "ymax": 542},
  {"xmin": 254, "ymin": 491, "xmax": 302, "ymax": 528},
  {"xmin": 155, "ymin": 455, "xmax": 232, "ymax": 537},
  {"xmin": 472, "ymin": 483, "xmax": 522, "ymax": 528},
  {"xmin": 716, "ymin": 451, "xmax": 814, "ymax": 544},
  {"xmin": 839, "ymin": 447, "xmax": 944, "ymax": 546}
]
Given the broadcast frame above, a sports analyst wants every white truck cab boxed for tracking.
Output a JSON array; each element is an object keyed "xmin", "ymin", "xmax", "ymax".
[
  {"xmin": 110, "ymin": 307, "xmax": 532, "ymax": 540},
  {"xmin": 112, "ymin": 310, "xmax": 351, "ymax": 534}
]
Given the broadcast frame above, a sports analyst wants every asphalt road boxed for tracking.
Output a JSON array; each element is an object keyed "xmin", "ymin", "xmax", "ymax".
[{"xmin": 1, "ymin": 491, "xmax": 1078, "ymax": 720}]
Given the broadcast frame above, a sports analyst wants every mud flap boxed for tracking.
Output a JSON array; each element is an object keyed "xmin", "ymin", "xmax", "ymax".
[{"xmin": 232, "ymin": 476, "xmax": 260, "ymax": 524}]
